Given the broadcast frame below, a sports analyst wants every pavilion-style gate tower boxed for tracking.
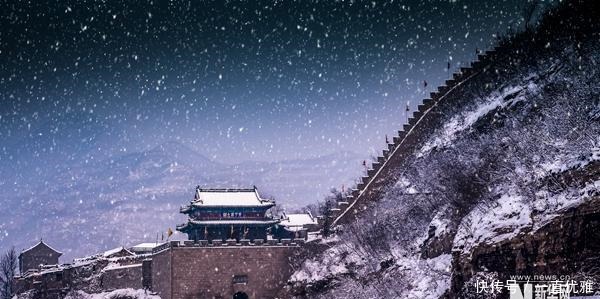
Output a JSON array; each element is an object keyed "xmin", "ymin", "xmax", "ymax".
[{"xmin": 177, "ymin": 186, "xmax": 279, "ymax": 241}]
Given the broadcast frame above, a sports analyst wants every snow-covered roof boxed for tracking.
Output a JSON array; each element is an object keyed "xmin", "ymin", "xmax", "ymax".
[
  {"xmin": 130, "ymin": 242, "xmax": 165, "ymax": 252},
  {"xmin": 102, "ymin": 246, "xmax": 133, "ymax": 257},
  {"xmin": 280, "ymin": 212, "xmax": 318, "ymax": 229},
  {"xmin": 103, "ymin": 263, "xmax": 142, "ymax": 272},
  {"xmin": 20, "ymin": 240, "xmax": 63, "ymax": 256},
  {"xmin": 190, "ymin": 187, "xmax": 274, "ymax": 207}
]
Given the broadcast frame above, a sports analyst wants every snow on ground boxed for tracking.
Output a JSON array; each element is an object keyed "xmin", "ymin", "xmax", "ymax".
[
  {"xmin": 400, "ymin": 254, "xmax": 452, "ymax": 299},
  {"xmin": 455, "ymin": 193, "xmax": 532, "ymax": 254},
  {"xmin": 418, "ymin": 80, "xmax": 540, "ymax": 157},
  {"xmin": 429, "ymin": 208, "xmax": 452, "ymax": 238},
  {"xmin": 532, "ymin": 179, "xmax": 600, "ymax": 231},
  {"xmin": 290, "ymin": 240, "xmax": 362, "ymax": 283},
  {"xmin": 290, "ymin": 237, "xmax": 452, "ymax": 298},
  {"xmin": 64, "ymin": 289, "xmax": 160, "ymax": 299},
  {"xmin": 290, "ymin": 18, "xmax": 599, "ymax": 298},
  {"xmin": 540, "ymin": 137, "xmax": 600, "ymax": 175},
  {"xmin": 102, "ymin": 246, "xmax": 131, "ymax": 257},
  {"xmin": 455, "ymin": 178, "xmax": 600, "ymax": 254},
  {"xmin": 102, "ymin": 263, "xmax": 142, "ymax": 272},
  {"xmin": 394, "ymin": 176, "xmax": 419, "ymax": 194}
]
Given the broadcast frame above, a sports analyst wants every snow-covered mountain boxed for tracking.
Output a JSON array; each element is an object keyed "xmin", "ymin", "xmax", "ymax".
[
  {"xmin": 0, "ymin": 140, "xmax": 363, "ymax": 260},
  {"xmin": 289, "ymin": 1, "xmax": 600, "ymax": 298}
]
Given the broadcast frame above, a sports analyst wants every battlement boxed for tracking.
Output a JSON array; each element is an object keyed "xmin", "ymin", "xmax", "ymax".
[
  {"xmin": 329, "ymin": 43, "xmax": 509, "ymax": 226},
  {"xmin": 152, "ymin": 238, "xmax": 303, "ymax": 253}
]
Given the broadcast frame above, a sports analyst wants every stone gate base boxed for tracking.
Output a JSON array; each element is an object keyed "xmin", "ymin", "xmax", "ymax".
[{"xmin": 152, "ymin": 240, "xmax": 299, "ymax": 299}]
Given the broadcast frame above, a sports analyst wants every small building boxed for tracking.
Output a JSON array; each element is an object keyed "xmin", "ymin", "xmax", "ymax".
[
  {"xmin": 18, "ymin": 240, "xmax": 62, "ymax": 274},
  {"xmin": 275, "ymin": 212, "xmax": 319, "ymax": 239},
  {"xmin": 129, "ymin": 242, "xmax": 165, "ymax": 255},
  {"xmin": 14, "ymin": 184, "xmax": 303, "ymax": 299},
  {"xmin": 102, "ymin": 246, "xmax": 134, "ymax": 258},
  {"xmin": 14, "ymin": 250, "xmax": 151, "ymax": 298},
  {"xmin": 177, "ymin": 186, "xmax": 279, "ymax": 241}
]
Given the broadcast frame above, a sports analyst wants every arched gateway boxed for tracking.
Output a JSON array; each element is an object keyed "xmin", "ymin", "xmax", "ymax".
[{"xmin": 233, "ymin": 292, "xmax": 249, "ymax": 299}]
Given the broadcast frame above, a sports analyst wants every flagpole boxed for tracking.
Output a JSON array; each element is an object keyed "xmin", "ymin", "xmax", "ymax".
[{"xmin": 167, "ymin": 227, "xmax": 173, "ymax": 241}]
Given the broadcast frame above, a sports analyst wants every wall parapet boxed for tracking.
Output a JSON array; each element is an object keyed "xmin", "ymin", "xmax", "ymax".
[
  {"xmin": 330, "ymin": 43, "xmax": 507, "ymax": 226},
  {"xmin": 152, "ymin": 239, "xmax": 303, "ymax": 253}
]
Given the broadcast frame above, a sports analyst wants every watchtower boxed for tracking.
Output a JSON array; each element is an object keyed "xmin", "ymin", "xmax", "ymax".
[{"xmin": 177, "ymin": 186, "xmax": 279, "ymax": 241}]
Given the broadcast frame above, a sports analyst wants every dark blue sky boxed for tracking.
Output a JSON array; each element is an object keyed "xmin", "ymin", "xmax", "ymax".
[{"xmin": 1, "ymin": 0, "xmax": 534, "ymax": 165}]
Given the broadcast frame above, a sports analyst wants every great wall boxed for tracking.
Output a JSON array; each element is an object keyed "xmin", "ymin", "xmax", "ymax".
[
  {"xmin": 16, "ymin": 239, "xmax": 303, "ymax": 299},
  {"xmin": 13, "ymin": 39, "xmax": 552, "ymax": 299},
  {"xmin": 327, "ymin": 45, "xmax": 507, "ymax": 227},
  {"xmin": 16, "ymin": 3, "xmax": 600, "ymax": 296}
]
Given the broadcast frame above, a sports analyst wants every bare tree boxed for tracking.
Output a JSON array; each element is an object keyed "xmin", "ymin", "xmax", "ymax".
[
  {"xmin": 320, "ymin": 197, "xmax": 335, "ymax": 238},
  {"xmin": 268, "ymin": 197, "xmax": 285, "ymax": 218},
  {"xmin": 65, "ymin": 290, "xmax": 88, "ymax": 299},
  {"xmin": 0, "ymin": 247, "xmax": 17, "ymax": 299},
  {"xmin": 317, "ymin": 189, "xmax": 344, "ymax": 238}
]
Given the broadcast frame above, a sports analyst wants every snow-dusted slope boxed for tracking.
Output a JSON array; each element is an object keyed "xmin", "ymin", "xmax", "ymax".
[{"xmin": 288, "ymin": 2, "xmax": 600, "ymax": 298}]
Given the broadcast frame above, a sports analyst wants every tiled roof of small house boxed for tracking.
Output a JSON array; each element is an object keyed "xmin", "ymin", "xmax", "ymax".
[
  {"xmin": 130, "ymin": 242, "xmax": 165, "ymax": 253},
  {"xmin": 102, "ymin": 246, "xmax": 134, "ymax": 258},
  {"xmin": 280, "ymin": 212, "xmax": 318, "ymax": 229},
  {"xmin": 20, "ymin": 240, "xmax": 63, "ymax": 257}
]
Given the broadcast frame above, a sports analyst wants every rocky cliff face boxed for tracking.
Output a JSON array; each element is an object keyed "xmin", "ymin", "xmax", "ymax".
[
  {"xmin": 453, "ymin": 162, "xmax": 600, "ymax": 298},
  {"xmin": 287, "ymin": 1, "xmax": 600, "ymax": 298}
]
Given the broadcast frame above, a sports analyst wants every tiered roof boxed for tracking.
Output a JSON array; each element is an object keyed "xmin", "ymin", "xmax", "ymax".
[
  {"xmin": 181, "ymin": 187, "xmax": 275, "ymax": 212},
  {"xmin": 178, "ymin": 186, "xmax": 280, "ymax": 234}
]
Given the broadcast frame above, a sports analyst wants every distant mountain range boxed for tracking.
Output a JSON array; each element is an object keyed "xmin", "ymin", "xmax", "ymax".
[{"xmin": 0, "ymin": 140, "xmax": 363, "ymax": 260}]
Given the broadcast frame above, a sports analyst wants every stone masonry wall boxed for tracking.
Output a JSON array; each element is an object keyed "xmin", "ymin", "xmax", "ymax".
[
  {"xmin": 151, "ymin": 249, "xmax": 172, "ymax": 299},
  {"xmin": 152, "ymin": 243, "xmax": 298, "ymax": 299},
  {"xmin": 100, "ymin": 264, "xmax": 143, "ymax": 291},
  {"xmin": 330, "ymin": 46, "xmax": 509, "ymax": 226},
  {"xmin": 451, "ymin": 195, "xmax": 600, "ymax": 298}
]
